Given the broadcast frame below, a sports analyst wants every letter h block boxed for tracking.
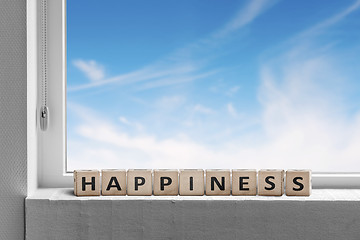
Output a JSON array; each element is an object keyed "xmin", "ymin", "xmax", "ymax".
[{"xmin": 74, "ymin": 170, "xmax": 101, "ymax": 196}]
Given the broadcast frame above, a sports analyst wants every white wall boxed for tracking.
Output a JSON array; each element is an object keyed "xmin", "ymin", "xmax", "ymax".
[{"xmin": 0, "ymin": 0, "xmax": 27, "ymax": 239}]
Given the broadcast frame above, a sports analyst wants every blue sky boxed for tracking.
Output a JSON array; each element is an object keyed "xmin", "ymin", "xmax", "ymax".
[{"xmin": 67, "ymin": 0, "xmax": 360, "ymax": 171}]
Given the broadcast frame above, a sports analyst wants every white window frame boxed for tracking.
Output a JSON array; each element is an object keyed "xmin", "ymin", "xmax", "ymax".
[{"xmin": 27, "ymin": 0, "xmax": 360, "ymax": 189}]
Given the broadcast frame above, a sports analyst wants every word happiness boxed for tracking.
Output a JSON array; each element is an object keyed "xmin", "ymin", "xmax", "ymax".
[{"xmin": 74, "ymin": 169, "xmax": 311, "ymax": 197}]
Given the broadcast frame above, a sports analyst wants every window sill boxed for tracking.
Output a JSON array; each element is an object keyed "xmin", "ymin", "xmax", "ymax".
[{"xmin": 26, "ymin": 188, "xmax": 360, "ymax": 240}]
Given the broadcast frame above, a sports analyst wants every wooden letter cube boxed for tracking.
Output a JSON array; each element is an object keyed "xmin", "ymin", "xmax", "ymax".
[
  {"xmin": 232, "ymin": 169, "xmax": 257, "ymax": 196},
  {"xmin": 179, "ymin": 169, "xmax": 204, "ymax": 196},
  {"xmin": 74, "ymin": 170, "xmax": 100, "ymax": 196},
  {"xmin": 206, "ymin": 170, "xmax": 230, "ymax": 196},
  {"xmin": 258, "ymin": 169, "xmax": 284, "ymax": 196},
  {"xmin": 127, "ymin": 169, "xmax": 152, "ymax": 196},
  {"xmin": 286, "ymin": 170, "xmax": 311, "ymax": 196},
  {"xmin": 153, "ymin": 169, "xmax": 179, "ymax": 196},
  {"xmin": 101, "ymin": 169, "xmax": 126, "ymax": 196}
]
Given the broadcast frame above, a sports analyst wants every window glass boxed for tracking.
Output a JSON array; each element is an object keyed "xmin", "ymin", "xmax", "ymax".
[{"xmin": 67, "ymin": 0, "xmax": 360, "ymax": 171}]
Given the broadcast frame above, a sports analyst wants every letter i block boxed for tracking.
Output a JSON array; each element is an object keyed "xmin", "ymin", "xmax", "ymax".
[
  {"xmin": 179, "ymin": 169, "xmax": 204, "ymax": 196},
  {"xmin": 101, "ymin": 169, "xmax": 126, "ymax": 196},
  {"xmin": 286, "ymin": 170, "xmax": 311, "ymax": 196},
  {"xmin": 127, "ymin": 169, "xmax": 153, "ymax": 196},
  {"xmin": 232, "ymin": 169, "xmax": 257, "ymax": 196},
  {"xmin": 153, "ymin": 169, "xmax": 179, "ymax": 196},
  {"xmin": 206, "ymin": 170, "xmax": 231, "ymax": 196},
  {"xmin": 258, "ymin": 169, "xmax": 284, "ymax": 196},
  {"xmin": 74, "ymin": 170, "xmax": 101, "ymax": 196}
]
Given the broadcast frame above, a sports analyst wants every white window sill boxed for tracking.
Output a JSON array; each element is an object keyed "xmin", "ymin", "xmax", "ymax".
[
  {"xmin": 27, "ymin": 188, "xmax": 360, "ymax": 201},
  {"xmin": 26, "ymin": 189, "xmax": 360, "ymax": 240}
]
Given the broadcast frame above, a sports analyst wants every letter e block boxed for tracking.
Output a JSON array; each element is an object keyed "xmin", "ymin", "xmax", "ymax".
[
  {"xmin": 258, "ymin": 169, "xmax": 284, "ymax": 196},
  {"xmin": 286, "ymin": 170, "xmax": 311, "ymax": 196},
  {"xmin": 179, "ymin": 169, "xmax": 204, "ymax": 196},
  {"xmin": 153, "ymin": 169, "xmax": 179, "ymax": 196},
  {"xmin": 127, "ymin": 169, "xmax": 152, "ymax": 196},
  {"xmin": 232, "ymin": 169, "xmax": 257, "ymax": 196},
  {"xmin": 74, "ymin": 170, "xmax": 100, "ymax": 196},
  {"xmin": 206, "ymin": 170, "xmax": 230, "ymax": 196},
  {"xmin": 102, "ymin": 169, "xmax": 126, "ymax": 196}
]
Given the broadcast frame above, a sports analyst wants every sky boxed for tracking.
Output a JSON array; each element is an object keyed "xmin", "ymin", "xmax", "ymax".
[{"xmin": 66, "ymin": 0, "xmax": 360, "ymax": 172}]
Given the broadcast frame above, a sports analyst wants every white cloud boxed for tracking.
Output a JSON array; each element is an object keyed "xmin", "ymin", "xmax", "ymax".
[
  {"xmin": 119, "ymin": 116, "xmax": 144, "ymax": 131},
  {"xmin": 73, "ymin": 59, "xmax": 105, "ymax": 82},
  {"xmin": 227, "ymin": 103, "xmax": 238, "ymax": 118},
  {"xmin": 226, "ymin": 86, "xmax": 241, "ymax": 96},
  {"xmin": 155, "ymin": 95, "xmax": 186, "ymax": 110},
  {"xmin": 67, "ymin": 1, "xmax": 360, "ymax": 172},
  {"xmin": 193, "ymin": 104, "xmax": 215, "ymax": 114}
]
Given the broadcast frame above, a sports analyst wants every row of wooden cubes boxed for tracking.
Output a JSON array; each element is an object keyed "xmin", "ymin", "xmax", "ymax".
[{"xmin": 74, "ymin": 169, "xmax": 311, "ymax": 197}]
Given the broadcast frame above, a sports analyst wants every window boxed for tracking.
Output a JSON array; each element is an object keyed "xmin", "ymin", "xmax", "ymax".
[{"xmin": 30, "ymin": 0, "xmax": 360, "ymax": 188}]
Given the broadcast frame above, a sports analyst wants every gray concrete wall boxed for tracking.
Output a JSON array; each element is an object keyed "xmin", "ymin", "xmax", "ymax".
[
  {"xmin": 0, "ymin": 0, "xmax": 27, "ymax": 239},
  {"xmin": 26, "ymin": 189, "xmax": 360, "ymax": 240}
]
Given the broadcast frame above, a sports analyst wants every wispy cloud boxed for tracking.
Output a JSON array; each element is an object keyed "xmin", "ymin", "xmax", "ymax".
[
  {"xmin": 215, "ymin": 0, "xmax": 277, "ymax": 38},
  {"xmin": 226, "ymin": 86, "xmax": 241, "ymax": 96},
  {"xmin": 68, "ymin": 61, "xmax": 211, "ymax": 91},
  {"xmin": 118, "ymin": 116, "xmax": 144, "ymax": 131},
  {"xmin": 193, "ymin": 104, "xmax": 215, "ymax": 115},
  {"xmin": 73, "ymin": 59, "xmax": 105, "ymax": 82},
  {"xmin": 226, "ymin": 103, "xmax": 238, "ymax": 118},
  {"xmin": 69, "ymin": 0, "xmax": 277, "ymax": 92},
  {"xmin": 291, "ymin": 0, "xmax": 360, "ymax": 42}
]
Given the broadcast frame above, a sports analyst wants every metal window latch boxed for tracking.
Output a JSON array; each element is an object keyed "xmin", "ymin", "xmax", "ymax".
[{"xmin": 40, "ymin": 106, "xmax": 49, "ymax": 131}]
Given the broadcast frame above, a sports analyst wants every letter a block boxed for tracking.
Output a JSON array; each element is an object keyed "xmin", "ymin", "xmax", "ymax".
[
  {"xmin": 206, "ymin": 170, "xmax": 230, "ymax": 196},
  {"xmin": 258, "ymin": 169, "xmax": 284, "ymax": 196},
  {"xmin": 101, "ymin": 169, "xmax": 126, "ymax": 196},
  {"xmin": 232, "ymin": 169, "xmax": 257, "ymax": 196},
  {"xmin": 179, "ymin": 169, "xmax": 204, "ymax": 196},
  {"xmin": 127, "ymin": 169, "xmax": 152, "ymax": 196},
  {"xmin": 286, "ymin": 170, "xmax": 311, "ymax": 196},
  {"xmin": 74, "ymin": 170, "xmax": 100, "ymax": 196},
  {"xmin": 153, "ymin": 169, "xmax": 179, "ymax": 196}
]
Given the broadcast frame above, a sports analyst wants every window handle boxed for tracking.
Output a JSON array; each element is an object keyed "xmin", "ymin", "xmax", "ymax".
[{"xmin": 40, "ymin": 106, "xmax": 49, "ymax": 131}]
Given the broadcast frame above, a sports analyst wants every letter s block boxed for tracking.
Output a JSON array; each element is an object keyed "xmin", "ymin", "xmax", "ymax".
[
  {"xmin": 74, "ymin": 170, "xmax": 100, "ymax": 196},
  {"xmin": 127, "ymin": 169, "xmax": 153, "ymax": 196},
  {"xmin": 286, "ymin": 170, "xmax": 311, "ymax": 196},
  {"xmin": 258, "ymin": 169, "xmax": 284, "ymax": 196},
  {"xmin": 101, "ymin": 169, "xmax": 126, "ymax": 196},
  {"xmin": 153, "ymin": 169, "xmax": 179, "ymax": 196}
]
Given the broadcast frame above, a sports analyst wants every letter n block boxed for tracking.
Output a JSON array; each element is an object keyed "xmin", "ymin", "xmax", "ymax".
[
  {"xmin": 206, "ymin": 170, "xmax": 230, "ymax": 196},
  {"xmin": 101, "ymin": 169, "xmax": 126, "ymax": 196},
  {"xmin": 286, "ymin": 170, "xmax": 311, "ymax": 196},
  {"xmin": 179, "ymin": 169, "xmax": 204, "ymax": 196},
  {"xmin": 232, "ymin": 169, "xmax": 257, "ymax": 196},
  {"xmin": 74, "ymin": 170, "xmax": 100, "ymax": 196},
  {"xmin": 153, "ymin": 169, "xmax": 179, "ymax": 196},
  {"xmin": 127, "ymin": 169, "xmax": 152, "ymax": 196},
  {"xmin": 258, "ymin": 169, "xmax": 284, "ymax": 196}
]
